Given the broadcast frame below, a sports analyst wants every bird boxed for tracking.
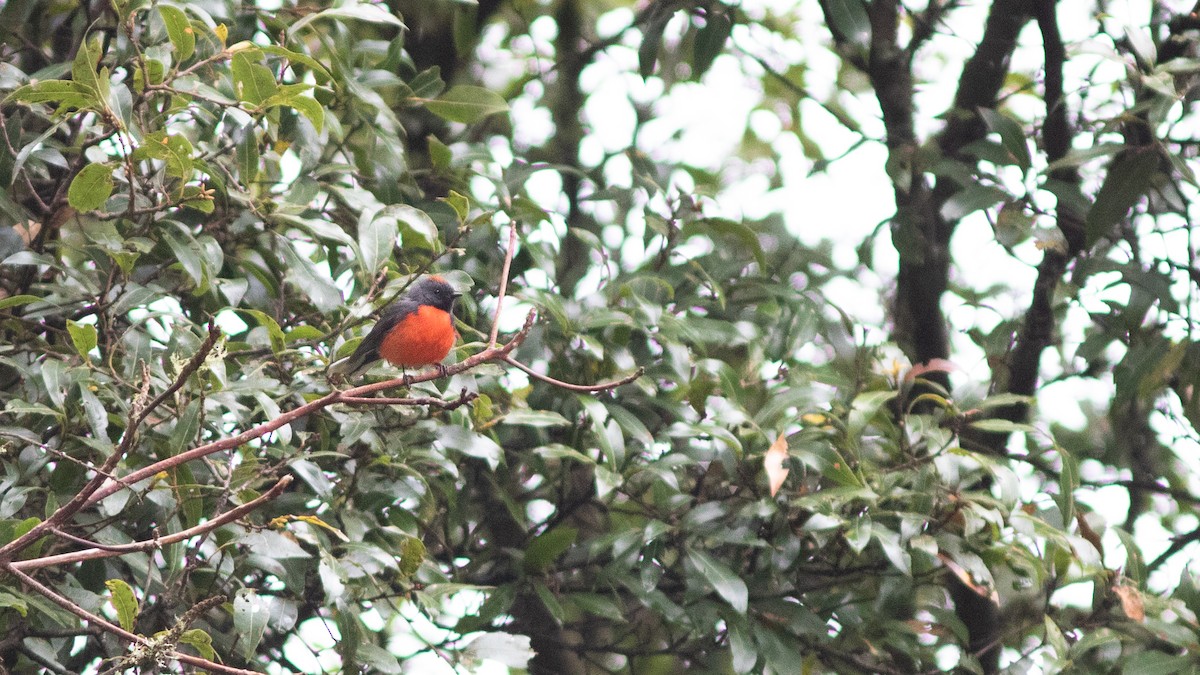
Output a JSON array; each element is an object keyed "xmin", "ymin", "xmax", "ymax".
[{"xmin": 328, "ymin": 275, "xmax": 461, "ymax": 379}]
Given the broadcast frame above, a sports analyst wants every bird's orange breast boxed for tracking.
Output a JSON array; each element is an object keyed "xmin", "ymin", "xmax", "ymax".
[{"xmin": 378, "ymin": 305, "xmax": 456, "ymax": 367}]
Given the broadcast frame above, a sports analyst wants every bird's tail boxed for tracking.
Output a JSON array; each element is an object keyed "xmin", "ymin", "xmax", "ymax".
[{"xmin": 327, "ymin": 350, "xmax": 372, "ymax": 379}]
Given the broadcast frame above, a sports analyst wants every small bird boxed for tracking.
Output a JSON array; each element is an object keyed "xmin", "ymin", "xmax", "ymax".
[{"xmin": 328, "ymin": 275, "xmax": 461, "ymax": 379}]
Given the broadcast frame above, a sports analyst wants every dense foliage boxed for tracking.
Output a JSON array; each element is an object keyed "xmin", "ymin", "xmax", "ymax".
[{"xmin": 2, "ymin": 0, "xmax": 1200, "ymax": 673}]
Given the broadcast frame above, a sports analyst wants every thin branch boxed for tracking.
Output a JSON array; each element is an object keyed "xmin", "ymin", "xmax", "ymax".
[
  {"xmin": 5, "ymin": 564, "xmax": 144, "ymax": 644},
  {"xmin": 337, "ymin": 391, "xmax": 478, "ymax": 409},
  {"xmin": 7, "ymin": 563, "xmax": 260, "ymax": 674},
  {"xmin": 0, "ymin": 322, "xmax": 223, "ymax": 564},
  {"xmin": 1147, "ymin": 526, "xmax": 1200, "ymax": 573},
  {"xmin": 503, "ymin": 356, "xmax": 643, "ymax": 393},
  {"xmin": 84, "ymin": 311, "xmax": 538, "ymax": 507},
  {"xmin": 488, "ymin": 222, "xmax": 519, "ymax": 348},
  {"xmin": 14, "ymin": 476, "xmax": 293, "ymax": 571}
]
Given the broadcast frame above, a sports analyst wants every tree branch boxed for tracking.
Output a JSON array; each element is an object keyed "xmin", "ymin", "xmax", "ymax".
[
  {"xmin": 503, "ymin": 356, "xmax": 643, "ymax": 393},
  {"xmin": 12, "ymin": 476, "xmax": 293, "ymax": 571},
  {"xmin": 2, "ymin": 565, "xmax": 260, "ymax": 675},
  {"xmin": 0, "ymin": 322, "xmax": 223, "ymax": 564}
]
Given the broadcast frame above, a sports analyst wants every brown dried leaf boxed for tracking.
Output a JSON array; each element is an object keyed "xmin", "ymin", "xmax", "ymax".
[
  {"xmin": 1113, "ymin": 584, "xmax": 1145, "ymax": 622},
  {"xmin": 764, "ymin": 433, "xmax": 790, "ymax": 497},
  {"xmin": 938, "ymin": 552, "xmax": 998, "ymax": 602},
  {"xmin": 1076, "ymin": 512, "xmax": 1104, "ymax": 558}
]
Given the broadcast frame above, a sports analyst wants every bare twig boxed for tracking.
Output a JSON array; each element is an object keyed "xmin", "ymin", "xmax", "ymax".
[
  {"xmin": 488, "ymin": 222, "xmax": 520, "ymax": 348},
  {"xmin": 5, "ymin": 564, "xmax": 260, "ymax": 674},
  {"xmin": 503, "ymin": 356, "xmax": 643, "ymax": 393},
  {"xmin": 0, "ymin": 323, "xmax": 223, "ymax": 564},
  {"xmin": 338, "ymin": 391, "xmax": 478, "ymax": 408},
  {"xmin": 14, "ymin": 476, "xmax": 293, "ymax": 571}
]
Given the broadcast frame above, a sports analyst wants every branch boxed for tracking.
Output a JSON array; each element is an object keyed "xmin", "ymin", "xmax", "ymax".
[
  {"xmin": 0, "ymin": 322, "xmax": 223, "ymax": 564},
  {"xmin": 970, "ymin": 0, "xmax": 1083, "ymax": 445},
  {"xmin": 488, "ymin": 221, "xmax": 519, "ymax": 348},
  {"xmin": 337, "ymin": 390, "xmax": 478, "ymax": 408},
  {"xmin": 83, "ymin": 310, "xmax": 538, "ymax": 507},
  {"xmin": 2, "ymin": 565, "xmax": 260, "ymax": 675},
  {"xmin": 503, "ymin": 357, "xmax": 643, "ymax": 393},
  {"xmin": 13, "ymin": 476, "xmax": 293, "ymax": 571}
]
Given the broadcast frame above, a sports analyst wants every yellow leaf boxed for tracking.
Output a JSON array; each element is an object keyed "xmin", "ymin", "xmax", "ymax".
[
  {"xmin": 764, "ymin": 433, "xmax": 790, "ymax": 497},
  {"xmin": 214, "ymin": 24, "xmax": 228, "ymax": 45},
  {"xmin": 273, "ymin": 514, "xmax": 350, "ymax": 542}
]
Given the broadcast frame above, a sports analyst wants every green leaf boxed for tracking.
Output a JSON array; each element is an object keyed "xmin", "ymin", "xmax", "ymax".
[
  {"xmin": 174, "ymin": 463, "xmax": 204, "ymax": 530},
  {"xmin": 398, "ymin": 536, "xmax": 426, "ymax": 578},
  {"xmin": 1086, "ymin": 148, "xmax": 1158, "ymax": 247},
  {"xmin": 79, "ymin": 384, "xmax": 109, "ymax": 445},
  {"xmin": 0, "ymin": 590, "xmax": 28, "ymax": 617},
  {"xmin": 159, "ymin": 5, "xmax": 196, "ymax": 61},
  {"xmin": 638, "ymin": 12, "xmax": 669, "ymax": 78},
  {"xmin": 66, "ymin": 320, "xmax": 97, "ymax": 358},
  {"xmin": 171, "ymin": 399, "xmax": 202, "ymax": 453},
  {"xmin": 524, "ymin": 527, "xmax": 577, "ymax": 574},
  {"xmin": 179, "ymin": 628, "xmax": 215, "ymax": 660},
  {"xmin": 108, "ymin": 82, "xmax": 133, "ymax": 130},
  {"xmin": 259, "ymin": 45, "xmax": 333, "ymax": 81},
  {"xmin": 874, "ymin": 528, "xmax": 912, "ymax": 575},
  {"xmin": 686, "ymin": 549, "xmax": 748, "ymax": 613},
  {"xmin": 391, "ymin": 204, "xmax": 439, "ymax": 249},
  {"xmin": 67, "ymin": 163, "xmax": 114, "ymax": 212},
  {"xmin": 358, "ymin": 208, "xmax": 398, "ymax": 275},
  {"xmin": 503, "ymin": 409, "xmax": 571, "ymax": 428},
  {"xmin": 233, "ymin": 589, "xmax": 269, "ymax": 660},
  {"xmin": 968, "ymin": 418, "xmax": 1037, "ymax": 434},
  {"xmin": 71, "ymin": 34, "xmax": 106, "ymax": 99},
  {"xmin": 0, "ymin": 295, "xmax": 40, "ymax": 310},
  {"xmin": 231, "ymin": 51, "xmax": 278, "ymax": 106},
  {"xmin": 1044, "ymin": 615, "xmax": 1068, "ymax": 658},
  {"xmin": 693, "ymin": 11, "xmax": 733, "ymax": 78},
  {"xmin": 826, "ymin": 0, "xmax": 871, "ymax": 51},
  {"xmin": 441, "ymin": 189, "xmax": 469, "ymax": 221},
  {"xmin": 261, "ymin": 84, "xmax": 325, "ymax": 129},
  {"xmin": 181, "ymin": 184, "xmax": 214, "ymax": 213},
  {"xmin": 424, "ymin": 85, "xmax": 509, "ymax": 123},
  {"xmin": 437, "ymin": 425, "xmax": 502, "ymax": 470},
  {"xmin": 282, "ymin": 92, "xmax": 324, "ymax": 129},
  {"xmin": 134, "ymin": 132, "xmax": 194, "ymax": 179},
  {"xmin": 5, "ymin": 80, "xmax": 95, "ymax": 111},
  {"xmin": 42, "ymin": 359, "xmax": 67, "ymax": 407},
  {"xmin": 288, "ymin": 3, "xmax": 406, "ymax": 36},
  {"xmin": 239, "ymin": 308, "xmax": 286, "ymax": 354},
  {"xmin": 977, "ymin": 393, "xmax": 1036, "ymax": 410},
  {"xmin": 727, "ymin": 615, "xmax": 757, "ymax": 671},
  {"xmin": 1056, "ymin": 445, "xmax": 1078, "ymax": 525},
  {"xmin": 237, "ymin": 123, "xmax": 259, "ymax": 180},
  {"xmin": 939, "ymin": 183, "xmax": 1009, "ymax": 222},
  {"xmin": 162, "ymin": 229, "xmax": 205, "ymax": 288},
  {"xmin": 105, "ymin": 579, "xmax": 139, "ymax": 632},
  {"xmin": 532, "ymin": 581, "xmax": 565, "ymax": 623},
  {"xmin": 409, "ymin": 66, "xmax": 445, "ymax": 99},
  {"xmin": 978, "ymin": 108, "xmax": 1032, "ymax": 171},
  {"xmin": 680, "ymin": 218, "xmax": 766, "ymax": 267},
  {"xmin": 276, "ymin": 235, "xmax": 342, "ymax": 312},
  {"xmin": 133, "ymin": 59, "xmax": 165, "ymax": 93},
  {"xmin": 1121, "ymin": 650, "xmax": 1191, "ymax": 675},
  {"xmin": 1113, "ymin": 527, "xmax": 1145, "ymax": 587}
]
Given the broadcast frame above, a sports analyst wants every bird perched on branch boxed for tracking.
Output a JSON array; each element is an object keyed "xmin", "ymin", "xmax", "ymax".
[{"xmin": 328, "ymin": 276, "xmax": 460, "ymax": 379}]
